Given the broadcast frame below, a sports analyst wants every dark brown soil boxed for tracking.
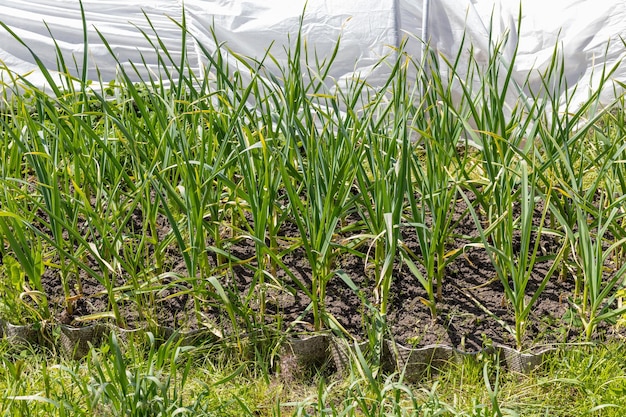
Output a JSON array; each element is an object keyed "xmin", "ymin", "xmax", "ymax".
[{"xmin": 34, "ymin": 190, "xmax": 623, "ymax": 353}]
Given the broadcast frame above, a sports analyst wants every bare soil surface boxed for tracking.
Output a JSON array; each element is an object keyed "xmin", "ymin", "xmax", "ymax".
[{"xmin": 37, "ymin": 190, "xmax": 622, "ymax": 352}]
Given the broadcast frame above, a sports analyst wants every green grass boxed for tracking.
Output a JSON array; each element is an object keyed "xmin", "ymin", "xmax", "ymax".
[{"xmin": 0, "ymin": 336, "xmax": 625, "ymax": 416}]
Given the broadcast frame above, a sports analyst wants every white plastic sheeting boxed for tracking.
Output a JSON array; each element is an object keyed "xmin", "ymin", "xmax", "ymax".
[{"xmin": 1, "ymin": 0, "xmax": 625, "ymax": 107}]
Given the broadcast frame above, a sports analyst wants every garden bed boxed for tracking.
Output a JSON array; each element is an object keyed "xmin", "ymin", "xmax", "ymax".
[
  {"xmin": 2, "ymin": 21, "xmax": 626, "ymax": 382},
  {"xmin": 30, "ymin": 189, "xmax": 621, "ymax": 357}
]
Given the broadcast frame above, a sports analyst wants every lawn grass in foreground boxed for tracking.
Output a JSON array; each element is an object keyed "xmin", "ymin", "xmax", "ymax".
[{"xmin": 0, "ymin": 336, "xmax": 625, "ymax": 416}]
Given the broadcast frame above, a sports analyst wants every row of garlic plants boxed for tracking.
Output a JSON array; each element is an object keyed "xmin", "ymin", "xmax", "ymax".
[{"xmin": 1, "ymin": 16, "xmax": 626, "ymax": 351}]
